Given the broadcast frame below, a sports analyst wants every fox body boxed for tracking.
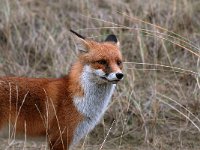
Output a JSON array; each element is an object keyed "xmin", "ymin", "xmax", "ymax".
[{"xmin": 0, "ymin": 30, "xmax": 123, "ymax": 150}]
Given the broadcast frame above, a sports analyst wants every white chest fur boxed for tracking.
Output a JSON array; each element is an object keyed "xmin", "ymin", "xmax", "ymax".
[{"xmin": 72, "ymin": 66, "xmax": 116, "ymax": 146}]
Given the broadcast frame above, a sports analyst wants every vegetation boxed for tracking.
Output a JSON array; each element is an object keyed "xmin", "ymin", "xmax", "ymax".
[{"xmin": 0, "ymin": 0, "xmax": 199, "ymax": 149}]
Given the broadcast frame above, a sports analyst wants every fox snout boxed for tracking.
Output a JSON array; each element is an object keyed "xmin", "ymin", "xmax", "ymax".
[
  {"xmin": 101, "ymin": 72, "xmax": 124, "ymax": 83},
  {"xmin": 94, "ymin": 69, "xmax": 123, "ymax": 83},
  {"xmin": 106, "ymin": 72, "xmax": 124, "ymax": 81}
]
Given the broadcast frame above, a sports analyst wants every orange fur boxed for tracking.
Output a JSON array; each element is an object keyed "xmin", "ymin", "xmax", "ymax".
[{"xmin": 0, "ymin": 33, "xmax": 123, "ymax": 150}]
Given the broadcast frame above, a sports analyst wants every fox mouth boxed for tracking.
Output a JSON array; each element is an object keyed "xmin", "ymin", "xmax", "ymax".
[
  {"xmin": 100, "ymin": 76, "xmax": 120, "ymax": 83},
  {"xmin": 93, "ymin": 69, "xmax": 123, "ymax": 84}
]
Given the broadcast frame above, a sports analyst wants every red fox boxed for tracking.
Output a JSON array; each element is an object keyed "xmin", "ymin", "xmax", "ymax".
[{"xmin": 0, "ymin": 30, "xmax": 123, "ymax": 150}]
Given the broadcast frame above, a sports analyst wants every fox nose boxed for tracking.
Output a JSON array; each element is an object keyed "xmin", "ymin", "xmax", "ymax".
[{"xmin": 116, "ymin": 73, "xmax": 124, "ymax": 80}]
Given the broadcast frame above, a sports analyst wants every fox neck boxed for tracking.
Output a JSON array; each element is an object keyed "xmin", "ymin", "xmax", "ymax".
[
  {"xmin": 74, "ymin": 65, "xmax": 116, "ymax": 117},
  {"xmin": 69, "ymin": 62, "xmax": 116, "ymax": 145}
]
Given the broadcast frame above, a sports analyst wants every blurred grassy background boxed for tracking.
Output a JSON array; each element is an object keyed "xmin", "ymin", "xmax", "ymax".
[{"xmin": 0, "ymin": 0, "xmax": 200, "ymax": 149}]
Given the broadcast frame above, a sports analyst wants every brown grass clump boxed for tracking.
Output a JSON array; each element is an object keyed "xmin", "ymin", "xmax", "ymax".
[{"xmin": 0, "ymin": 0, "xmax": 200, "ymax": 149}]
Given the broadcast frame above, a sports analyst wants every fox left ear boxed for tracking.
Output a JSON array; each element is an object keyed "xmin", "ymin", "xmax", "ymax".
[
  {"xmin": 105, "ymin": 34, "xmax": 120, "ymax": 47},
  {"xmin": 70, "ymin": 29, "xmax": 89, "ymax": 53}
]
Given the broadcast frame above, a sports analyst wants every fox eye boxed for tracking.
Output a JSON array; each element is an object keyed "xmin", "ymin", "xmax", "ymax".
[
  {"xmin": 97, "ymin": 59, "xmax": 107, "ymax": 65},
  {"xmin": 117, "ymin": 60, "xmax": 122, "ymax": 66}
]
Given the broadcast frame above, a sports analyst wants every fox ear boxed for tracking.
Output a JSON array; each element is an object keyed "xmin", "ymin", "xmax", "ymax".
[
  {"xmin": 70, "ymin": 29, "xmax": 89, "ymax": 53},
  {"xmin": 105, "ymin": 34, "xmax": 120, "ymax": 47}
]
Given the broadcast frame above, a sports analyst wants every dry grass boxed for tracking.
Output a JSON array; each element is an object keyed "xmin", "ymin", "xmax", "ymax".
[{"xmin": 0, "ymin": 0, "xmax": 200, "ymax": 149}]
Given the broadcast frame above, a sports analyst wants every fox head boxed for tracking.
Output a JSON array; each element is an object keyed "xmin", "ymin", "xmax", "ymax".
[{"xmin": 71, "ymin": 30, "xmax": 123, "ymax": 84}]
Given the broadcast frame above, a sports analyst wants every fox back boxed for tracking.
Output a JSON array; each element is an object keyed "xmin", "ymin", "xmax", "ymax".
[{"xmin": 0, "ymin": 30, "xmax": 123, "ymax": 150}]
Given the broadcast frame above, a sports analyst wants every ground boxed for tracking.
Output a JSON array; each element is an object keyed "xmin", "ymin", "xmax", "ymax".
[{"xmin": 0, "ymin": 0, "xmax": 200, "ymax": 149}]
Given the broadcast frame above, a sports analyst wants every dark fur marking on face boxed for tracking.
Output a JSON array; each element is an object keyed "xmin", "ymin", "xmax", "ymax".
[
  {"xmin": 70, "ymin": 29, "xmax": 85, "ymax": 39},
  {"xmin": 105, "ymin": 34, "xmax": 118, "ymax": 43}
]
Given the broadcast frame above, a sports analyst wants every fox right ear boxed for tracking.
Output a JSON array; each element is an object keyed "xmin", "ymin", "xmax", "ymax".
[
  {"xmin": 105, "ymin": 34, "xmax": 120, "ymax": 47},
  {"xmin": 70, "ymin": 29, "xmax": 89, "ymax": 53}
]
